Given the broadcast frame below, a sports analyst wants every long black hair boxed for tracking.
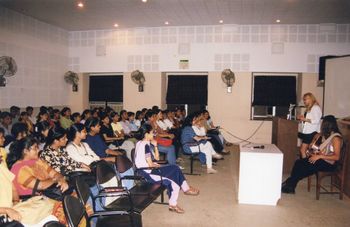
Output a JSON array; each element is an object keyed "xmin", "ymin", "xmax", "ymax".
[
  {"xmin": 68, "ymin": 123, "xmax": 85, "ymax": 141},
  {"xmin": 34, "ymin": 121, "xmax": 50, "ymax": 143},
  {"xmin": 85, "ymin": 117, "xmax": 100, "ymax": 133},
  {"xmin": 45, "ymin": 126, "xmax": 67, "ymax": 149},
  {"xmin": 135, "ymin": 123, "xmax": 153, "ymax": 140},
  {"xmin": 7, "ymin": 136, "xmax": 38, "ymax": 169},
  {"xmin": 321, "ymin": 115, "xmax": 341, "ymax": 139},
  {"xmin": 182, "ymin": 112, "xmax": 202, "ymax": 127}
]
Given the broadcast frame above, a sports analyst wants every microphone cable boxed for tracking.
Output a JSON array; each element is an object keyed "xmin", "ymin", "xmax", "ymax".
[{"xmin": 219, "ymin": 120, "xmax": 265, "ymax": 144}]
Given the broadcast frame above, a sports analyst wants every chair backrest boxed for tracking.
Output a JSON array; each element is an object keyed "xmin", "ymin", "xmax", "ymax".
[
  {"xmin": 131, "ymin": 148, "xmax": 136, "ymax": 164},
  {"xmin": 63, "ymin": 195, "xmax": 89, "ymax": 227},
  {"xmin": 74, "ymin": 177, "xmax": 91, "ymax": 205},
  {"xmin": 95, "ymin": 160, "xmax": 119, "ymax": 185},
  {"xmin": 43, "ymin": 221, "xmax": 65, "ymax": 227},
  {"xmin": 337, "ymin": 141, "xmax": 348, "ymax": 173}
]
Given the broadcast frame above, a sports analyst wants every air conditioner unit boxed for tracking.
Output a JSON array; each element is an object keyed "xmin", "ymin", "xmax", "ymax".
[{"xmin": 89, "ymin": 102, "xmax": 123, "ymax": 113}]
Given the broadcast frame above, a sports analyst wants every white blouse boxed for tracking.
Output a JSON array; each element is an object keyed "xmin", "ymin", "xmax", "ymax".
[
  {"xmin": 66, "ymin": 142, "xmax": 100, "ymax": 165},
  {"xmin": 192, "ymin": 125, "xmax": 206, "ymax": 136},
  {"xmin": 302, "ymin": 105, "xmax": 322, "ymax": 134},
  {"xmin": 156, "ymin": 120, "xmax": 168, "ymax": 131},
  {"xmin": 135, "ymin": 140, "xmax": 152, "ymax": 173}
]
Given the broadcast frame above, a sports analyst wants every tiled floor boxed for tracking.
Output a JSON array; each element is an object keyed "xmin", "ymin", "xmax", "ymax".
[{"xmin": 142, "ymin": 145, "xmax": 350, "ymax": 227}]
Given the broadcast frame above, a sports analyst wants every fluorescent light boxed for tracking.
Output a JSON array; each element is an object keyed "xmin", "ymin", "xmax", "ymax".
[
  {"xmin": 114, "ymin": 23, "xmax": 119, "ymax": 27},
  {"xmin": 276, "ymin": 19, "xmax": 281, "ymax": 23},
  {"xmin": 219, "ymin": 20, "xmax": 224, "ymax": 24},
  {"xmin": 77, "ymin": 2, "xmax": 84, "ymax": 8},
  {"xmin": 164, "ymin": 21, "xmax": 169, "ymax": 25},
  {"xmin": 142, "ymin": 0, "xmax": 147, "ymax": 2}
]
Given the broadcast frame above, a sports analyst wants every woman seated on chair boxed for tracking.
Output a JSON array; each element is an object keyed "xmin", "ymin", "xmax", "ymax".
[
  {"xmin": 195, "ymin": 113, "xmax": 228, "ymax": 154},
  {"xmin": 145, "ymin": 110, "xmax": 178, "ymax": 166},
  {"xmin": 282, "ymin": 115, "xmax": 343, "ymax": 194},
  {"xmin": 181, "ymin": 112, "xmax": 222, "ymax": 174},
  {"xmin": 6, "ymin": 137, "xmax": 69, "ymax": 224},
  {"xmin": 135, "ymin": 123, "xmax": 199, "ymax": 214},
  {"xmin": 202, "ymin": 110, "xmax": 233, "ymax": 147},
  {"xmin": 39, "ymin": 127, "xmax": 91, "ymax": 176}
]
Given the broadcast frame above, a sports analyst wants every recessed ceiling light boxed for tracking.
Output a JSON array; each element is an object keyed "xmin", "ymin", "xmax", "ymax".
[
  {"xmin": 219, "ymin": 20, "xmax": 224, "ymax": 24},
  {"xmin": 114, "ymin": 23, "xmax": 119, "ymax": 28},
  {"xmin": 164, "ymin": 21, "xmax": 169, "ymax": 25},
  {"xmin": 77, "ymin": 2, "xmax": 84, "ymax": 8},
  {"xmin": 276, "ymin": 19, "xmax": 281, "ymax": 23},
  {"xmin": 142, "ymin": 0, "xmax": 147, "ymax": 2}
]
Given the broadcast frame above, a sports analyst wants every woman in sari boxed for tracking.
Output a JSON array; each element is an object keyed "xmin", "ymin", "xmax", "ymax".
[{"xmin": 7, "ymin": 136, "xmax": 69, "ymax": 224}]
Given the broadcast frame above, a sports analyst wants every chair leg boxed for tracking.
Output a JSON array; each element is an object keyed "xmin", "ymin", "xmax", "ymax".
[
  {"xmin": 307, "ymin": 176, "xmax": 311, "ymax": 192},
  {"xmin": 330, "ymin": 175, "xmax": 334, "ymax": 192},
  {"xmin": 316, "ymin": 174, "xmax": 320, "ymax": 200},
  {"xmin": 190, "ymin": 156, "xmax": 194, "ymax": 174},
  {"xmin": 161, "ymin": 191, "xmax": 164, "ymax": 203},
  {"xmin": 340, "ymin": 179, "xmax": 344, "ymax": 200}
]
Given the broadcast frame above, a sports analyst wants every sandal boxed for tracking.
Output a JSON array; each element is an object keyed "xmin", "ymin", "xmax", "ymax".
[
  {"xmin": 184, "ymin": 186, "xmax": 200, "ymax": 196},
  {"xmin": 169, "ymin": 205, "xmax": 185, "ymax": 214},
  {"xmin": 225, "ymin": 142, "xmax": 233, "ymax": 147}
]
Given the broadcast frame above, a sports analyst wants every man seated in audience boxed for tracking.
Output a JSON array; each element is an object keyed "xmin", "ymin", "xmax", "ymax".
[
  {"xmin": 134, "ymin": 110, "xmax": 144, "ymax": 128},
  {"xmin": 84, "ymin": 117, "xmax": 124, "ymax": 159},
  {"xmin": 128, "ymin": 111, "xmax": 139, "ymax": 132},
  {"xmin": 0, "ymin": 112, "xmax": 13, "ymax": 140},
  {"xmin": 25, "ymin": 106, "xmax": 36, "ymax": 124},
  {"xmin": 50, "ymin": 109, "xmax": 61, "ymax": 128},
  {"xmin": 18, "ymin": 111, "xmax": 34, "ymax": 134},
  {"xmin": 10, "ymin": 106, "xmax": 21, "ymax": 125},
  {"xmin": 100, "ymin": 113, "xmax": 135, "ymax": 159},
  {"xmin": 119, "ymin": 110, "xmax": 134, "ymax": 136},
  {"xmin": 5, "ymin": 122, "xmax": 28, "ymax": 154},
  {"xmin": 59, "ymin": 107, "xmax": 73, "ymax": 129}
]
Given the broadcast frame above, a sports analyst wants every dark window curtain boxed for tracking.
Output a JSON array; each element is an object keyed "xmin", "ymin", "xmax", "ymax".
[
  {"xmin": 252, "ymin": 76, "xmax": 296, "ymax": 106},
  {"xmin": 166, "ymin": 75, "xmax": 208, "ymax": 105},
  {"xmin": 89, "ymin": 76, "xmax": 123, "ymax": 102}
]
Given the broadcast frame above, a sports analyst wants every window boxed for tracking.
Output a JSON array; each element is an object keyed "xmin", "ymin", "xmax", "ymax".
[
  {"xmin": 89, "ymin": 75, "xmax": 123, "ymax": 103},
  {"xmin": 166, "ymin": 75, "xmax": 208, "ymax": 105},
  {"xmin": 166, "ymin": 74, "xmax": 208, "ymax": 114},
  {"xmin": 251, "ymin": 73, "xmax": 298, "ymax": 120}
]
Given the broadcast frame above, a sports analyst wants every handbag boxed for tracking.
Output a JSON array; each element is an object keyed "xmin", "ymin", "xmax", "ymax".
[
  {"xmin": 33, "ymin": 180, "xmax": 74, "ymax": 201},
  {"xmin": 156, "ymin": 138, "xmax": 173, "ymax": 147}
]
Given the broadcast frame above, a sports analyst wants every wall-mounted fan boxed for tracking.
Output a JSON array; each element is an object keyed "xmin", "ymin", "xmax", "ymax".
[
  {"xmin": 131, "ymin": 70, "xmax": 145, "ymax": 92},
  {"xmin": 221, "ymin": 69, "xmax": 235, "ymax": 93},
  {"xmin": 64, "ymin": 71, "xmax": 79, "ymax": 92},
  {"xmin": 0, "ymin": 56, "xmax": 17, "ymax": 87}
]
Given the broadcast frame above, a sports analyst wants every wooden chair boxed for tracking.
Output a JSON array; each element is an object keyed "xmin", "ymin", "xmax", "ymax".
[{"xmin": 307, "ymin": 142, "xmax": 348, "ymax": 200}]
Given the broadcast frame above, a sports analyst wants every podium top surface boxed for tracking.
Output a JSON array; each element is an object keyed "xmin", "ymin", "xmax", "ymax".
[{"xmin": 239, "ymin": 144, "xmax": 282, "ymax": 154}]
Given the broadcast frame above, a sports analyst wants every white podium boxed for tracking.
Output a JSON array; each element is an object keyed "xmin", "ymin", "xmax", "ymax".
[{"xmin": 238, "ymin": 144, "xmax": 283, "ymax": 206}]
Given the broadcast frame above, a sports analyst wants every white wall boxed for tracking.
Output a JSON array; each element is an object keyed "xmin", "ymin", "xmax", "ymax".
[
  {"xmin": 68, "ymin": 24, "xmax": 350, "ymax": 73},
  {"xmin": 0, "ymin": 6, "xmax": 70, "ymax": 108}
]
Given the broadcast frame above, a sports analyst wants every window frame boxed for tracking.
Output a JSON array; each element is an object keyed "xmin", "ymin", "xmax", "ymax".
[{"xmin": 251, "ymin": 72, "xmax": 300, "ymax": 120}]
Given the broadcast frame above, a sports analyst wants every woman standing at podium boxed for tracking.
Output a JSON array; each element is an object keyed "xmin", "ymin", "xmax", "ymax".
[{"xmin": 297, "ymin": 93, "xmax": 322, "ymax": 158}]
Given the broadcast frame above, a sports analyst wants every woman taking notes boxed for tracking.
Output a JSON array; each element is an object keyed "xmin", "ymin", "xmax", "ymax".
[{"xmin": 297, "ymin": 93, "xmax": 322, "ymax": 158}]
